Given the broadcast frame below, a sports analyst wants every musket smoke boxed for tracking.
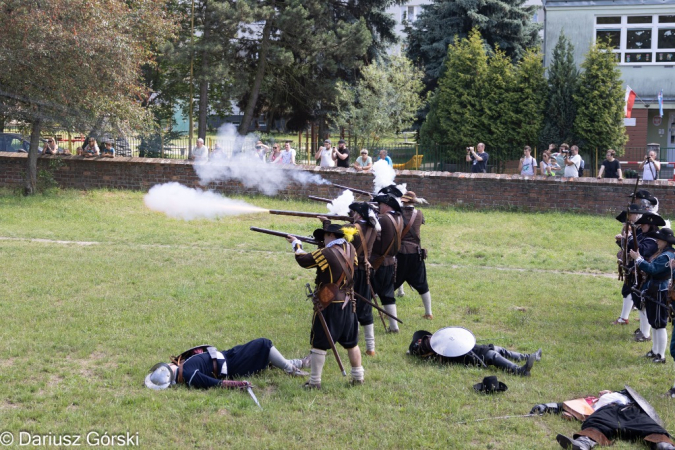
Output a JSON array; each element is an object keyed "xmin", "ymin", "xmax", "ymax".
[
  {"xmin": 192, "ymin": 124, "xmax": 329, "ymax": 196},
  {"xmin": 372, "ymin": 159, "xmax": 396, "ymax": 193},
  {"xmin": 144, "ymin": 182, "xmax": 266, "ymax": 220},
  {"xmin": 326, "ymin": 190, "xmax": 355, "ymax": 216}
]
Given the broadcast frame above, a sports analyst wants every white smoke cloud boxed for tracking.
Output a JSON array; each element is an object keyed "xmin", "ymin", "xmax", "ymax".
[
  {"xmin": 192, "ymin": 123, "xmax": 329, "ymax": 196},
  {"xmin": 144, "ymin": 182, "xmax": 266, "ymax": 220},
  {"xmin": 372, "ymin": 159, "xmax": 396, "ymax": 194},
  {"xmin": 327, "ymin": 190, "xmax": 355, "ymax": 216}
]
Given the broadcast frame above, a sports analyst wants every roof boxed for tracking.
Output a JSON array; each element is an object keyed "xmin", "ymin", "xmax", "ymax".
[{"xmin": 544, "ymin": 0, "xmax": 675, "ymax": 7}]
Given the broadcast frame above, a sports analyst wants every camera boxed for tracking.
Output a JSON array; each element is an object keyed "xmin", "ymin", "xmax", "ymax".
[
  {"xmin": 561, "ymin": 149, "xmax": 569, "ymax": 154},
  {"xmin": 466, "ymin": 147, "xmax": 473, "ymax": 153}
]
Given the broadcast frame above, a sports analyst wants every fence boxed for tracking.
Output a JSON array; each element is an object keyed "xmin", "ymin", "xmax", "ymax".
[{"xmin": 5, "ymin": 126, "xmax": 674, "ymax": 178}]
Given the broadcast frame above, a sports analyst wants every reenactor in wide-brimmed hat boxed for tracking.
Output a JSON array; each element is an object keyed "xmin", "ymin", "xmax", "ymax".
[
  {"xmin": 287, "ymin": 223, "xmax": 364, "ymax": 389},
  {"xmin": 629, "ymin": 228, "xmax": 675, "ymax": 363},
  {"xmin": 395, "ymin": 191, "xmax": 433, "ymax": 320}
]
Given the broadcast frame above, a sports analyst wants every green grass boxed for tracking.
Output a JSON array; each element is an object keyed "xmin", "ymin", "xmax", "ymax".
[{"xmin": 0, "ymin": 188, "xmax": 672, "ymax": 449}]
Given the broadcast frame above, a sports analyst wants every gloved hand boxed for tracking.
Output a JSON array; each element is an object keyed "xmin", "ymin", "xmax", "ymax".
[
  {"xmin": 530, "ymin": 403, "xmax": 561, "ymax": 415},
  {"xmin": 221, "ymin": 380, "xmax": 252, "ymax": 390}
]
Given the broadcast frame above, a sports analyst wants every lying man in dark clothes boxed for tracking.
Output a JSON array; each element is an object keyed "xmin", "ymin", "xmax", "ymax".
[
  {"xmin": 408, "ymin": 328, "xmax": 541, "ymax": 376},
  {"xmin": 145, "ymin": 338, "xmax": 310, "ymax": 390},
  {"xmin": 532, "ymin": 386, "xmax": 675, "ymax": 450}
]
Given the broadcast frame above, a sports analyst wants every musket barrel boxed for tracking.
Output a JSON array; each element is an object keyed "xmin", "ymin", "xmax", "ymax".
[
  {"xmin": 308, "ymin": 196, "xmax": 332, "ymax": 203},
  {"xmin": 249, "ymin": 227, "xmax": 320, "ymax": 246},
  {"xmin": 268, "ymin": 210, "xmax": 353, "ymax": 222},
  {"xmin": 332, "ymin": 183, "xmax": 373, "ymax": 198}
]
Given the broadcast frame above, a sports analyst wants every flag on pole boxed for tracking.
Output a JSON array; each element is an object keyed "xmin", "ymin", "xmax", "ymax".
[
  {"xmin": 625, "ymin": 85, "xmax": 637, "ymax": 118},
  {"xmin": 658, "ymin": 89, "xmax": 663, "ymax": 117}
]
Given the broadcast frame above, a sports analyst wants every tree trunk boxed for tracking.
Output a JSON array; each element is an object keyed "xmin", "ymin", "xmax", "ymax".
[
  {"xmin": 197, "ymin": 2, "xmax": 210, "ymax": 140},
  {"xmin": 24, "ymin": 118, "xmax": 43, "ymax": 195},
  {"xmin": 238, "ymin": 13, "xmax": 274, "ymax": 137}
]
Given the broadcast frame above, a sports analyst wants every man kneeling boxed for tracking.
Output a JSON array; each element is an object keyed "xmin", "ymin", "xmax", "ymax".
[{"xmin": 145, "ymin": 338, "xmax": 309, "ymax": 390}]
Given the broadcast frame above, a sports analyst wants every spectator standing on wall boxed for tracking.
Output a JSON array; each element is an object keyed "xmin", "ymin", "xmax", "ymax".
[
  {"xmin": 280, "ymin": 141, "xmax": 296, "ymax": 165},
  {"xmin": 353, "ymin": 149, "xmax": 373, "ymax": 172},
  {"xmin": 315, "ymin": 139, "xmax": 336, "ymax": 167},
  {"xmin": 466, "ymin": 143, "xmax": 489, "ymax": 173},
  {"xmin": 79, "ymin": 137, "xmax": 100, "ymax": 158},
  {"xmin": 639, "ymin": 150, "xmax": 660, "ymax": 181},
  {"xmin": 189, "ymin": 138, "xmax": 208, "ymax": 162},
  {"xmin": 255, "ymin": 141, "xmax": 269, "ymax": 161},
  {"xmin": 43, "ymin": 136, "xmax": 70, "ymax": 155},
  {"xmin": 563, "ymin": 145, "xmax": 581, "ymax": 178},
  {"xmin": 377, "ymin": 149, "xmax": 393, "ymax": 166},
  {"xmin": 335, "ymin": 139, "xmax": 350, "ymax": 168},
  {"xmin": 551, "ymin": 143, "xmax": 567, "ymax": 176},
  {"xmin": 597, "ymin": 149, "xmax": 623, "ymax": 180},
  {"xmin": 101, "ymin": 140, "xmax": 115, "ymax": 158},
  {"xmin": 518, "ymin": 146, "xmax": 537, "ymax": 176}
]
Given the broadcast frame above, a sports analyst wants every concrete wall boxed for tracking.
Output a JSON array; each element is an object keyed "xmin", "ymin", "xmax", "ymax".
[
  {"xmin": 544, "ymin": 5, "xmax": 675, "ymax": 98},
  {"xmin": 2, "ymin": 152, "xmax": 674, "ymax": 215}
]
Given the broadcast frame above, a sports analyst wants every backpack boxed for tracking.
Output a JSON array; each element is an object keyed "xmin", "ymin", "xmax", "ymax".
[{"xmin": 578, "ymin": 158, "xmax": 585, "ymax": 177}]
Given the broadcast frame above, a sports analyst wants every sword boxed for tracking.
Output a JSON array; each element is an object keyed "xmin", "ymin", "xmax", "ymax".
[
  {"xmin": 456, "ymin": 413, "xmax": 537, "ymax": 424},
  {"xmin": 246, "ymin": 386, "xmax": 262, "ymax": 410}
]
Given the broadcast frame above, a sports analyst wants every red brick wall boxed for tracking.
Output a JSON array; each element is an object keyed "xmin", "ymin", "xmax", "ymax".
[
  {"xmin": 2, "ymin": 152, "xmax": 673, "ymax": 215},
  {"xmin": 625, "ymin": 109, "xmax": 648, "ymax": 148}
]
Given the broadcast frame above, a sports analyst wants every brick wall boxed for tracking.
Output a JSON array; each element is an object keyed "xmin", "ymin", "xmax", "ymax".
[{"xmin": 2, "ymin": 152, "xmax": 674, "ymax": 215}]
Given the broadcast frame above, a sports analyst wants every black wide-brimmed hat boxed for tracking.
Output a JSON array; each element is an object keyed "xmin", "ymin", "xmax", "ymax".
[
  {"xmin": 616, "ymin": 203, "xmax": 650, "ymax": 223},
  {"xmin": 378, "ymin": 184, "xmax": 404, "ymax": 197},
  {"xmin": 313, "ymin": 224, "xmax": 345, "ymax": 241},
  {"xmin": 649, "ymin": 227, "xmax": 675, "ymax": 245},
  {"xmin": 373, "ymin": 193, "xmax": 402, "ymax": 212},
  {"xmin": 635, "ymin": 212, "xmax": 666, "ymax": 227},
  {"xmin": 632, "ymin": 190, "xmax": 657, "ymax": 205},
  {"xmin": 349, "ymin": 202, "xmax": 372, "ymax": 219},
  {"xmin": 473, "ymin": 376, "xmax": 508, "ymax": 394}
]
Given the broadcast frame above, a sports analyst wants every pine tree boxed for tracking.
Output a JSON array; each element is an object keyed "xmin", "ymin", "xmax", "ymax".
[
  {"xmin": 573, "ymin": 42, "xmax": 628, "ymax": 154},
  {"xmin": 514, "ymin": 49, "xmax": 547, "ymax": 150},
  {"xmin": 540, "ymin": 32, "xmax": 578, "ymax": 148},
  {"xmin": 406, "ymin": 0, "xmax": 541, "ymax": 93},
  {"xmin": 420, "ymin": 29, "xmax": 488, "ymax": 153}
]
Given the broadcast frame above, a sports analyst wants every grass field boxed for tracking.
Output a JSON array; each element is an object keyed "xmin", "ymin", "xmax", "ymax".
[{"xmin": 0, "ymin": 188, "xmax": 673, "ymax": 449}]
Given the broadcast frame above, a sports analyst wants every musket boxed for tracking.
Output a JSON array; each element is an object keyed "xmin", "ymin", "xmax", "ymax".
[
  {"xmin": 619, "ymin": 176, "xmax": 641, "ymax": 281},
  {"xmin": 305, "ymin": 283, "xmax": 347, "ymax": 376},
  {"xmin": 353, "ymin": 292, "xmax": 403, "ymax": 324},
  {"xmin": 308, "ymin": 196, "xmax": 333, "ymax": 203},
  {"xmin": 250, "ymin": 227, "xmax": 320, "ymax": 246},
  {"xmin": 269, "ymin": 210, "xmax": 354, "ymax": 222},
  {"xmin": 332, "ymin": 183, "xmax": 374, "ymax": 199}
]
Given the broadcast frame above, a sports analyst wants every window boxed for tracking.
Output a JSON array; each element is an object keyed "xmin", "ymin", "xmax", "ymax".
[{"xmin": 595, "ymin": 15, "xmax": 675, "ymax": 65}]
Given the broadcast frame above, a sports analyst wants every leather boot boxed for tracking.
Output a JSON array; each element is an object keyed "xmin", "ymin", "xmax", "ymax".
[
  {"xmin": 556, "ymin": 434, "xmax": 596, "ymax": 450},
  {"xmin": 499, "ymin": 347, "xmax": 542, "ymax": 362},
  {"xmin": 490, "ymin": 353, "xmax": 535, "ymax": 376}
]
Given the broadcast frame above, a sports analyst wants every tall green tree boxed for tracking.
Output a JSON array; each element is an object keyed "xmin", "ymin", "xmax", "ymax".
[
  {"xmin": 573, "ymin": 42, "xmax": 628, "ymax": 154},
  {"xmin": 540, "ymin": 32, "xmax": 578, "ymax": 148},
  {"xmin": 514, "ymin": 49, "xmax": 547, "ymax": 149},
  {"xmin": 406, "ymin": 0, "xmax": 541, "ymax": 93},
  {"xmin": 420, "ymin": 29, "xmax": 488, "ymax": 149},
  {"xmin": 332, "ymin": 55, "xmax": 424, "ymax": 151},
  {"xmin": 0, "ymin": 0, "xmax": 177, "ymax": 194}
]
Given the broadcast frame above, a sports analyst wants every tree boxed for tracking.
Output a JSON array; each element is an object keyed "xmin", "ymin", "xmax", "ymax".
[
  {"xmin": 333, "ymin": 55, "xmax": 424, "ymax": 151},
  {"xmin": 406, "ymin": 0, "xmax": 541, "ymax": 94},
  {"xmin": 540, "ymin": 32, "xmax": 578, "ymax": 148},
  {"xmin": 514, "ymin": 49, "xmax": 547, "ymax": 149},
  {"xmin": 420, "ymin": 30, "xmax": 488, "ymax": 150},
  {"xmin": 0, "ymin": 0, "xmax": 177, "ymax": 194},
  {"xmin": 573, "ymin": 42, "xmax": 628, "ymax": 154}
]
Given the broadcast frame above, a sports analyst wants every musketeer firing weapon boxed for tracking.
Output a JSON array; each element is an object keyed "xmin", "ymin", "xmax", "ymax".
[
  {"xmin": 250, "ymin": 227, "xmax": 320, "ymax": 246},
  {"xmin": 305, "ymin": 283, "xmax": 347, "ymax": 376},
  {"xmin": 618, "ymin": 176, "xmax": 641, "ymax": 282},
  {"xmin": 307, "ymin": 195, "xmax": 333, "ymax": 203},
  {"xmin": 268, "ymin": 210, "xmax": 354, "ymax": 222}
]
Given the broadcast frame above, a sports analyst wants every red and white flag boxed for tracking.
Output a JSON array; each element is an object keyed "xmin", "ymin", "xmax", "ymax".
[{"xmin": 625, "ymin": 85, "xmax": 636, "ymax": 118}]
